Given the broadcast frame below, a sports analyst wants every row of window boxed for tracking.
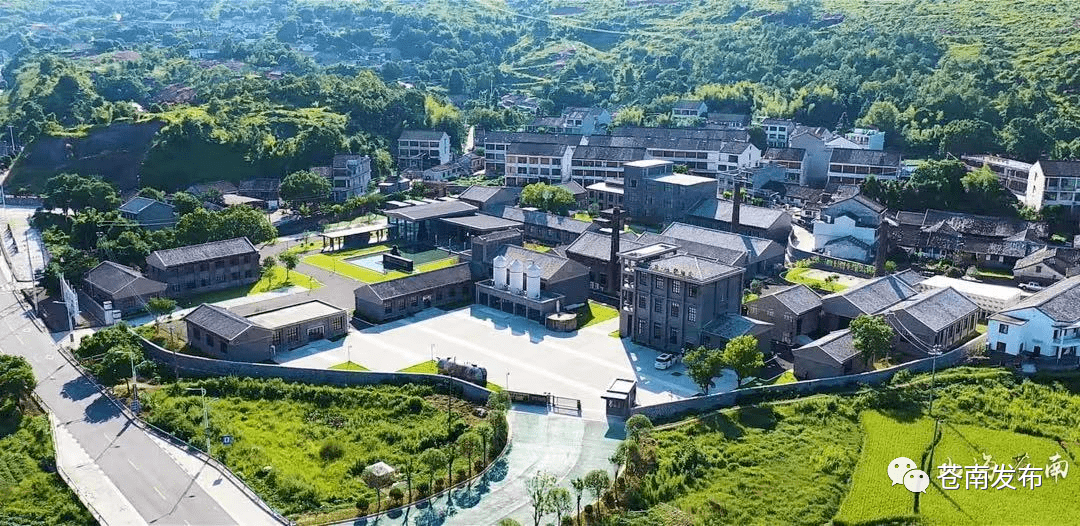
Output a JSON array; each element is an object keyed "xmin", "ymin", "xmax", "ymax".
[
  {"xmin": 637, "ymin": 320, "xmax": 681, "ymax": 344},
  {"xmin": 507, "ymin": 155, "xmax": 559, "ymax": 165},
  {"xmin": 515, "ymin": 167, "xmax": 562, "ymax": 176},
  {"xmin": 638, "ymin": 295, "xmax": 699, "ymax": 322},
  {"xmin": 399, "ymin": 140, "xmax": 442, "ymax": 148},
  {"xmin": 167, "ymin": 256, "xmax": 254, "ymax": 274},
  {"xmin": 828, "ymin": 164, "xmax": 899, "ymax": 175},
  {"xmin": 572, "ymin": 160, "xmax": 625, "ymax": 168},
  {"xmin": 382, "ymin": 285, "xmax": 468, "ymax": 314}
]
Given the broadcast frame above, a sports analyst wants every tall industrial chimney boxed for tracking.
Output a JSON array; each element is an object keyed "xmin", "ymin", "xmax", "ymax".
[
  {"xmin": 731, "ymin": 179, "xmax": 742, "ymax": 232},
  {"xmin": 608, "ymin": 207, "xmax": 623, "ymax": 295}
]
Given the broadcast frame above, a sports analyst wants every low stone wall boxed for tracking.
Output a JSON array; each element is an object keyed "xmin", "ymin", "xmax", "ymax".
[
  {"xmin": 787, "ymin": 243, "xmax": 878, "ymax": 277},
  {"xmin": 136, "ymin": 335, "xmax": 493, "ymax": 404},
  {"xmin": 4, "ymin": 196, "xmax": 44, "ymax": 207},
  {"xmin": 632, "ymin": 335, "xmax": 983, "ymax": 422}
]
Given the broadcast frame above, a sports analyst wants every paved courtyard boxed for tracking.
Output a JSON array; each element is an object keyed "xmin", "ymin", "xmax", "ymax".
[{"xmin": 274, "ymin": 305, "xmax": 733, "ymax": 420}]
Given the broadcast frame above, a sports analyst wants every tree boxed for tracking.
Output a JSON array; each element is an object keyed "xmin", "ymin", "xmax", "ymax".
[
  {"xmin": 171, "ymin": 192, "xmax": 202, "ymax": 216},
  {"xmin": 0, "ymin": 355, "xmax": 35, "ymax": 402},
  {"xmin": 146, "ymin": 297, "xmax": 176, "ymax": 326},
  {"xmin": 625, "ymin": 414, "xmax": 654, "ymax": 443},
  {"xmin": 683, "ymin": 345, "xmax": 723, "ymax": 394},
  {"xmin": 400, "ymin": 456, "xmax": 415, "ymax": 503},
  {"xmin": 851, "ymin": 314, "xmax": 895, "ymax": 365},
  {"xmin": 519, "ymin": 183, "xmax": 576, "ymax": 215},
  {"xmin": 457, "ymin": 432, "xmax": 481, "ymax": 480},
  {"xmin": 419, "ymin": 448, "xmax": 446, "ymax": 491},
  {"xmin": 547, "ymin": 487, "xmax": 572, "ymax": 526},
  {"xmin": 526, "ymin": 471, "xmax": 556, "ymax": 526},
  {"xmin": 476, "ymin": 422, "xmax": 493, "ymax": 464},
  {"xmin": 137, "ymin": 187, "xmax": 166, "ymax": 201},
  {"xmin": 279, "ymin": 252, "xmax": 299, "ymax": 282},
  {"xmin": 571, "ymin": 478, "xmax": 586, "ymax": 526},
  {"xmin": 260, "ymin": 256, "xmax": 277, "ymax": 283},
  {"xmin": 722, "ymin": 335, "xmax": 764, "ymax": 387},
  {"xmin": 583, "ymin": 469, "xmax": 611, "ymax": 519},
  {"xmin": 280, "ymin": 170, "xmax": 332, "ymax": 208}
]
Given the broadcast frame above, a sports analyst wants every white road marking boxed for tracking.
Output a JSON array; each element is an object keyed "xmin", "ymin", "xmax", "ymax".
[
  {"xmin": 154, "ymin": 486, "xmax": 166, "ymax": 500},
  {"xmin": 127, "ymin": 459, "xmax": 140, "ymax": 471}
]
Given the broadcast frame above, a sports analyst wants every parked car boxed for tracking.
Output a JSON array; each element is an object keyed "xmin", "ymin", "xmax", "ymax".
[
  {"xmin": 654, "ymin": 353, "xmax": 676, "ymax": 370},
  {"xmin": 1020, "ymin": 281, "xmax": 1044, "ymax": 291}
]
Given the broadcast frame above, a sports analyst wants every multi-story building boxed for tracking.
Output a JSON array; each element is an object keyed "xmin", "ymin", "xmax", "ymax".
[
  {"xmin": 616, "ymin": 243, "xmax": 770, "ymax": 353},
  {"xmin": 1024, "ymin": 160, "xmax": 1080, "ymax": 212},
  {"xmin": 762, "ymin": 118, "xmax": 797, "ymax": 148},
  {"xmin": 397, "ymin": 130, "xmax": 451, "ymax": 170},
  {"xmin": 987, "ymin": 275, "xmax": 1080, "ymax": 362},
  {"xmin": 495, "ymin": 206, "xmax": 598, "ymax": 245},
  {"xmin": 685, "ymin": 197, "xmax": 792, "ymax": 242},
  {"xmin": 883, "ymin": 287, "xmax": 980, "ymax": 357},
  {"xmin": 82, "ymin": 261, "xmax": 167, "ymax": 316},
  {"xmin": 745, "ymin": 285, "xmax": 822, "ymax": 347},
  {"xmin": 761, "ymin": 148, "xmax": 807, "ymax": 185},
  {"xmin": 827, "ymin": 148, "xmax": 902, "ymax": 186},
  {"xmin": 503, "ymin": 142, "xmax": 574, "ymax": 186},
  {"xmin": 644, "ymin": 138, "xmax": 760, "ymax": 178},
  {"xmin": 844, "ymin": 128, "xmax": 886, "ymax": 150},
  {"xmin": 587, "ymin": 179, "xmax": 625, "ymax": 209},
  {"xmin": 622, "ymin": 160, "xmax": 717, "ymax": 225},
  {"xmin": 329, "ymin": 154, "xmax": 372, "ymax": 201},
  {"xmin": 671, "ymin": 100, "xmax": 708, "ymax": 122},
  {"xmin": 354, "ymin": 263, "xmax": 474, "ymax": 323},
  {"xmin": 960, "ymin": 154, "xmax": 1031, "ymax": 197},
  {"xmin": 789, "ymin": 126, "xmax": 836, "ymax": 187},
  {"xmin": 707, "ymin": 113, "xmax": 750, "ymax": 128},
  {"xmin": 119, "ymin": 197, "xmax": 176, "ymax": 231},
  {"xmin": 812, "ymin": 192, "xmax": 887, "ymax": 264},
  {"xmin": 570, "ymin": 146, "xmax": 646, "ymax": 186},
  {"xmin": 146, "ymin": 237, "xmax": 261, "ymax": 297},
  {"xmin": 526, "ymin": 107, "xmax": 612, "ymax": 135}
]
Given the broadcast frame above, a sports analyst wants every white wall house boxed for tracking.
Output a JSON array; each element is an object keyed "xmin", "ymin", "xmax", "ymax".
[
  {"xmin": 812, "ymin": 193, "xmax": 886, "ymax": 264},
  {"xmin": 1024, "ymin": 160, "xmax": 1080, "ymax": 212},
  {"xmin": 987, "ymin": 275, "xmax": 1080, "ymax": 359}
]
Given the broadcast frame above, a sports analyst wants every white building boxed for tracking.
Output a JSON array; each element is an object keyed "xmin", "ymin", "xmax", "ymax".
[
  {"xmin": 671, "ymin": 100, "xmax": 708, "ymax": 122},
  {"xmin": 961, "ymin": 154, "xmax": 1032, "ymax": 198},
  {"xmin": 915, "ymin": 275, "xmax": 1026, "ymax": 319},
  {"xmin": 397, "ymin": 130, "xmax": 451, "ymax": 170},
  {"xmin": 504, "ymin": 142, "xmax": 574, "ymax": 186},
  {"xmin": 827, "ymin": 148, "xmax": 902, "ymax": 186},
  {"xmin": 844, "ymin": 128, "xmax": 886, "ymax": 150},
  {"xmin": 1024, "ymin": 160, "xmax": 1080, "ymax": 212},
  {"xmin": 762, "ymin": 118, "xmax": 797, "ymax": 148},
  {"xmin": 812, "ymin": 193, "xmax": 886, "ymax": 264},
  {"xmin": 329, "ymin": 154, "xmax": 372, "ymax": 201},
  {"xmin": 987, "ymin": 275, "xmax": 1080, "ymax": 360}
]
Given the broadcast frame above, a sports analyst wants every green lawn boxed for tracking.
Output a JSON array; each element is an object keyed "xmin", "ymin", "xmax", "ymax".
[
  {"xmin": 320, "ymin": 214, "xmax": 384, "ymax": 233},
  {"xmin": 398, "ymin": 360, "xmax": 503, "ymax": 392},
  {"xmin": 304, "ymin": 252, "xmax": 459, "ymax": 284},
  {"xmin": 523, "ymin": 242, "xmax": 553, "ymax": 253},
  {"xmin": 141, "ymin": 379, "xmax": 499, "ymax": 523},
  {"xmin": 835, "ymin": 411, "xmax": 936, "ymax": 524},
  {"xmin": 767, "ymin": 370, "xmax": 796, "ymax": 385},
  {"xmin": 973, "ymin": 267, "xmax": 1014, "ymax": 280},
  {"xmin": 329, "ymin": 361, "xmax": 368, "ymax": 371},
  {"xmin": 784, "ymin": 267, "xmax": 848, "ymax": 293},
  {"xmin": 180, "ymin": 266, "xmax": 322, "ymax": 307},
  {"xmin": 572, "ymin": 212, "xmax": 594, "ymax": 222},
  {"xmin": 575, "ymin": 300, "xmax": 619, "ymax": 328}
]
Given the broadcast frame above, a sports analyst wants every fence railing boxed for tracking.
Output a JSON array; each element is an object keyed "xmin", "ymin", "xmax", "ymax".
[{"xmin": 35, "ymin": 394, "xmax": 110, "ymax": 526}]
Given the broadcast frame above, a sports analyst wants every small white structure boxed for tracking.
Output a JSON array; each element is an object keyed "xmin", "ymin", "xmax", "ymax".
[
  {"xmin": 916, "ymin": 275, "xmax": 1025, "ymax": 318},
  {"xmin": 526, "ymin": 260, "xmax": 541, "ymax": 299},
  {"xmin": 493, "ymin": 255, "xmax": 508, "ymax": 289},
  {"xmin": 509, "ymin": 259, "xmax": 524, "ymax": 295}
]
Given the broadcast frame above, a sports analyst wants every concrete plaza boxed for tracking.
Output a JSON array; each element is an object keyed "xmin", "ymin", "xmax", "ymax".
[{"xmin": 274, "ymin": 304, "xmax": 734, "ymax": 420}]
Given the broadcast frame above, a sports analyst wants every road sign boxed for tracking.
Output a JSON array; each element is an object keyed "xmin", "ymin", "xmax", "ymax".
[{"xmin": 222, "ymin": 435, "xmax": 233, "ymax": 446}]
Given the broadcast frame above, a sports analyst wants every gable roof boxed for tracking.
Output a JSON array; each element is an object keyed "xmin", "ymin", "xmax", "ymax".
[
  {"xmin": 507, "ymin": 142, "xmax": 568, "ymax": 157},
  {"xmin": 823, "ymin": 274, "xmax": 919, "ymax": 315},
  {"xmin": 1014, "ymin": 247, "xmax": 1080, "ymax": 275},
  {"xmin": 355, "ymin": 263, "xmax": 472, "ymax": 302},
  {"xmin": 1035, "ymin": 160, "xmax": 1080, "ymax": 178},
  {"xmin": 829, "ymin": 148, "xmax": 901, "ymax": 166},
  {"xmin": 687, "ymin": 198, "xmax": 789, "ymax": 231},
  {"xmin": 399, "ymin": 129, "xmax": 447, "ymax": 141},
  {"xmin": 757, "ymin": 284, "xmax": 822, "ymax": 315},
  {"xmin": 184, "ymin": 303, "xmax": 257, "ymax": 341},
  {"xmin": 824, "ymin": 192, "xmax": 886, "ymax": 215},
  {"xmin": 646, "ymin": 254, "xmax": 741, "ymax": 282},
  {"xmin": 147, "ymin": 237, "xmax": 257, "ymax": 269},
  {"xmin": 886, "ymin": 287, "xmax": 979, "ymax": 333},
  {"xmin": 1000, "ymin": 274, "xmax": 1080, "ymax": 323},
  {"xmin": 83, "ymin": 261, "xmax": 167, "ymax": 298},
  {"xmin": 661, "ymin": 222, "xmax": 782, "ymax": 261},
  {"xmin": 556, "ymin": 181, "xmax": 586, "ymax": 196},
  {"xmin": 385, "ymin": 200, "xmax": 478, "ymax": 222},
  {"xmin": 496, "ymin": 245, "xmax": 587, "ymax": 282},
  {"xmin": 497, "ymin": 206, "xmax": 594, "ymax": 234},
  {"xmin": 565, "ymin": 229, "xmax": 745, "ymax": 266},
  {"xmin": 673, "ymin": 100, "xmax": 706, "ymax": 111},
  {"xmin": 796, "ymin": 329, "xmax": 858, "ymax": 364},
  {"xmin": 458, "ymin": 185, "xmax": 521, "ymax": 205},
  {"xmin": 571, "ymin": 145, "xmax": 647, "ymax": 162},
  {"xmin": 763, "ymin": 147, "xmax": 807, "ymax": 162},
  {"xmin": 120, "ymin": 196, "xmax": 173, "ymax": 215}
]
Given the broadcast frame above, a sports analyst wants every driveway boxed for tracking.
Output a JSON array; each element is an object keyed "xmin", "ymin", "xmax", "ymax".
[
  {"xmin": 275, "ymin": 305, "xmax": 725, "ymax": 420},
  {"xmin": 332, "ymin": 409, "xmax": 624, "ymax": 526}
]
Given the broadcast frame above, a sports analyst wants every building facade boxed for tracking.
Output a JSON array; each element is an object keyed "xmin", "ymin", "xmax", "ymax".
[
  {"xmin": 397, "ymin": 130, "xmax": 451, "ymax": 170},
  {"xmin": 146, "ymin": 237, "xmax": 260, "ymax": 298},
  {"xmin": 812, "ymin": 193, "xmax": 887, "ymax": 264},
  {"xmin": 827, "ymin": 148, "xmax": 902, "ymax": 186},
  {"xmin": 745, "ymin": 285, "xmax": 823, "ymax": 346},
  {"xmin": 623, "ymin": 160, "xmax": 716, "ymax": 225},
  {"xmin": 1024, "ymin": 160, "xmax": 1080, "ymax": 212},
  {"xmin": 987, "ymin": 275, "xmax": 1080, "ymax": 361},
  {"xmin": 330, "ymin": 154, "xmax": 372, "ymax": 201}
]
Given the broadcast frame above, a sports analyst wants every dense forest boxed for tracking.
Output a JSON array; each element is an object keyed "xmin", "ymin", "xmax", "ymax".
[{"xmin": 1, "ymin": 0, "xmax": 1079, "ymax": 189}]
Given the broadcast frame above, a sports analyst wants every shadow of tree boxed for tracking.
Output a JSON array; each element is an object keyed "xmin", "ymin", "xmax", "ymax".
[
  {"xmin": 84, "ymin": 395, "xmax": 121, "ymax": 423},
  {"xmin": 61, "ymin": 376, "xmax": 97, "ymax": 401}
]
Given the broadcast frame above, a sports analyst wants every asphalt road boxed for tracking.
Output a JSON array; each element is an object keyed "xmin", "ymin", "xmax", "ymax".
[{"xmin": 0, "ymin": 293, "xmax": 239, "ymax": 526}]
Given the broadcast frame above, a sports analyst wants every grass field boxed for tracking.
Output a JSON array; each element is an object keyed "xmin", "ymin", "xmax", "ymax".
[
  {"xmin": 141, "ymin": 379, "xmax": 494, "ymax": 521},
  {"xmin": 783, "ymin": 268, "xmax": 848, "ymax": 293},
  {"xmin": 179, "ymin": 266, "xmax": 322, "ymax": 307},
  {"xmin": 304, "ymin": 248, "xmax": 458, "ymax": 284},
  {"xmin": 0, "ymin": 412, "xmax": 95, "ymax": 525},
  {"xmin": 523, "ymin": 242, "xmax": 552, "ymax": 253},
  {"xmin": 329, "ymin": 361, "xmax": 368, "ymax": 371},
  {"xmin": 575, "ymin": 300, "xmax": 619, "ymax": 328},
  {"xmin": 398, "ymin": 361, "xmax": 503, "ymax": 392},
  {"xmin": 835, "ymin": 411, "xmax": 936, "ymax": 524}
]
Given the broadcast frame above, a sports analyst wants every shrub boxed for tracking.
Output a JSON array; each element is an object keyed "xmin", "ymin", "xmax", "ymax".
[
  {"xmin": 416, "ymin": 481, "xmax": 430, "ymax": 496},
  {"xmin": 355, "ymin": 496, "xmax": 370, "ymax": 512},
  {"xmin": 319, "ymin": 439, "xmax": 345, "ymax": 461},
  {"xmin": 884, "ymin": 260, "xmax": 897, "ymax": 272},
  {"xmin": 891, "ymin": 369, "xmax": 913, "ymax": 385},
  {"xmin": 388, "ymin": 486, "xmax": 404, "ymax": 503}
]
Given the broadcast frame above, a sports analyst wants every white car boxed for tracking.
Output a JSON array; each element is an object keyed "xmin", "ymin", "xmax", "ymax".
[
  {"xmin": 1020, "ymin": 281, "xmax": 1044, "ymax": 291},
  {"xmin": 654, "ymin": 353, "xmax": 676, "ymax": 370}
]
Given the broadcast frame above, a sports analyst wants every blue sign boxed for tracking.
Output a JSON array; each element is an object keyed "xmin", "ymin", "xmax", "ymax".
[{"xmin": 222, "ymin": 435, "xmax": 234, "ymax": 445}]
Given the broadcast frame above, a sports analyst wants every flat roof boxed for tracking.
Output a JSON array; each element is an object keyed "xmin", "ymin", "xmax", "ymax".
[
  {"xmin": 246, "ymin": 300, "xmax": 345, "ymax": 330},
  {"xmin": 604, "ymin": 378, "xmax": 636, "ymax": 396},
  {"xmin": 437, "ymin": 215, "xmax": 523, "ymax": 231},
  {"xmin": 624, "ymin": 159, "xmax": 671, "ymax": 168},
  {"xmin": 652, "ymin": 173, "xmax": 715, "ymax": 186},
  {"xmin": 586, "ymin": 181, "xmax": 624, "ymax": 194},
  {"xmin": 618, "ymin": 243, "xmax": 679, "ymax": 259},
  {"xmin": 321, "ymin": 223, "xmax": 387, "ymax": 239},
  {"xmin": 917, "ymin": 275, "xmax": 1024, "ymax": 301}
]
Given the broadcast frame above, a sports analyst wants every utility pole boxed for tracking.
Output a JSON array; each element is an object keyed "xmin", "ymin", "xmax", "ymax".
[
  {"xmin": 129, "ymin": 353, "xmax": 139, "ymax": 412},
  {"xmin": 187, "ymin": 387, "xmax": 210, "ymax": 453},
  {"xmin": 25, "ymin": 230, "xmax": 36, "ymax": 313},
  {"xmin": 928, "ymin": 345, "xmax": 943, "ymax": 417}
]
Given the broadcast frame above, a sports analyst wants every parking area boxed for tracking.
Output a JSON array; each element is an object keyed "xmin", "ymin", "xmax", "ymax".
[{"xmin": 273, "ymin": 305, "xmax": 729, "ymax": 420}]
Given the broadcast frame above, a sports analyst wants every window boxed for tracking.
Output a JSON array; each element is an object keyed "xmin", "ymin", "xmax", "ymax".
[
  {"xmin": 652, "ymin": 322, "xmax": 662, "ymax": 339},
  {"xmin": 638, "ymin": 294, "xmax": 646, "ymax": 308},
  {"xmin": 215, "ymin": 260, "xmax": 224, "ymax": 268},
  {"xmin": 384, "ymin": 302, "xmax": 392, "ymax": 314},
  {"xmin": 671, "ymin": 280, "xmax": 680, "ymax": 294},
  {"xmin": 637, "ymin": 319, "xmax": 647, "ymax": 335},
  {"xmin": 670, "ymin": 302, "xmax": 680, "ymax": 318},
  {"xmin": 411, "ymin": 296, "xmax": 419, "ymax": 307},
  {"xmin": 688, "ymin": 285, "xmax": 698, "ymax": 298},
  {"xmin": 332, "ymin": 317, "xmax": 343, "ymax": 331},
  {"xmin": 653, "ymin": 298, "xmax": 662, "ymax": 313},
  {"xmin": 220, "ymin": 341, "xmax": 228, "ymax": 354},
  {"xmin": 243, "ymin": 255, "xmax": 251, "ymax": 263},
  {"xmin": 998, "ymin": 324, "xmax": 1009, "ymax": 334},
  {"xmin": 205, "ymin": 333, "xmax": 213, "ymax": 345},
  {"xmin": 688, "ymin": 305, "xmax": 697, "ymax": 322},
  {"xmin": 1035, "ymin": 266, "xmax": 1042, "ymax": 273},
  {"xmin": 286, "ymin": 326, "xmax": 299, "ymax": 342},
  {"xmin": 245, "ymin": 270, "xmax": 252, "ymax": 278},
  {"xmin": 654, "ymin": 276, "xmax": 664, "ymax": 288},
  {"xmin": 669, "ymin": 327, "xmax": 679, "ymax": 344},
  {"xmin": 192, "ymin": 327, "xmax": 201, "ymax": 340}
]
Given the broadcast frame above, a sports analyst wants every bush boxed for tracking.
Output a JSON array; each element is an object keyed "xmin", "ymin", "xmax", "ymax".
[
  {"xmin": 319, "ymin": 439, "xmax": 345, "ymax": 461},
  {"xmin": 884, "ymin": 260, "xmax": 897, "ymax": 272},
  {"xmin": 891, "ymin": 369, "xmax": 913, "ymax": 385},
  {"xmin": 416, "ymin": 481, "xmax": 430, "ymax": 496},
  {"xmin": 388, "ymin": 486, "xmax": 404, "ymax": 503},
  {"xmin": 355, "ymin": 496, "xmax": 370, "ymax": 512}
]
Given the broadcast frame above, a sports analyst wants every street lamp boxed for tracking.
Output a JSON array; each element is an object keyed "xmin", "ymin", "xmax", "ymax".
[
  {"xmin": 927, "ymin": 345, "xmax": 943, "ymax": 417},
  {"xmin": 505, "ymin": 371, "xmax": 510, "ymax": 391},
  {"xmin": 186, "ymin": 387, "xmax": 211, "ymax": 454}
]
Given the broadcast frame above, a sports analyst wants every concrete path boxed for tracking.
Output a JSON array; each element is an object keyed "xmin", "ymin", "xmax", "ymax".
[
  {"xmin": 0, "ymin": 205, "xmax": 47, "ymax": 282},
  {"xmin": 796, "ymin": 268, "xmax": 869, "ymax": 288},
  {"xmin": 334, "ymin": 409, "xmax": 624, "ymax": 526}
]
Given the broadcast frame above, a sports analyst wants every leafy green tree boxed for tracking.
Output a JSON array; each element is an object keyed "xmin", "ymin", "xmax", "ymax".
[
  {"xmin": 547, "ymin": 487, "xmax": 572, "ymax": 526},
  {"xmin": 280, "ymin": 170, "xmax": 332, "ymax": 208},
  {"xmin": 583, "ymin": 469, "xmax": 611, "ymax": 519},
  {"xmin": 571, "ymin": 478, "xmax": 586, "ymax": 526},
  {"xmin": 476, "ymin": 422, "xmax": 493, "ymax": 464},
  {"xmin": 683, "ymin": 346, "xmax": 723, "ymax": 394},
  {"xmin": 0, "ymin": 355, "xmax": 35, "ymax": 401},
  {"xmin": 171, "ymin": 192, "xmax": 203, "ymax": 217},
  {"xmin": 519, "ymin": 183, "xmax": 576, "ymax": 215},
  {"xmin": 526, "ymin": 471, "xmax": 556, "ymax": 526},
  {"xmin": 419, "ymin": 448, "xmax": 446, "ymax": 491},
  {"xmin": 260, "ymin": 256, "xmax": 277, "ymax": 283},
  {"xmin": 851, "ymin": 314, "xmax": 895, "ymax": 365},
  {"xmin": 722, "ymin": 335, "xmax": 764, "ymax": 387},
  {"xmin": 457, "ymin": 431, "xmax": 481, "ymax": 479},
  {"xmin": 279, "ymin": 252, "xmax": 299, "ymax": 281},
  {"xmin": 147, "ymin": 297, "xmax": 176, "ymax": 326}
]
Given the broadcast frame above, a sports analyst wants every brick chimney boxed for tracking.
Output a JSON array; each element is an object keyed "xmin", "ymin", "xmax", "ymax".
[
  {"xmin": 731, "ymin": 180, "xmax": 742, "ymax": 233},
  {"xmin": 608, "ymin": 207, "xmax": 623, "ymax": 295}
]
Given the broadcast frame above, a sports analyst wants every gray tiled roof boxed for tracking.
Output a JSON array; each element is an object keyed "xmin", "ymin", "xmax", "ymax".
[
  {"xmin": 886, "ymin": 287, "xmax": 978, "ymax": 333},
  {"xmin": 565, "ymin": 229, "xmax": 745, "ymax": 266},
  {"xmin": 688, "ymin": 198, "xmax": 789, "ymax": 230},
  {"xmin": 497, "ymin": 207, "xmax": 594, "ymax": 234},
  {"xmin": 571, "ymin": 145, "xmax": 646, "ymax": 162},
  {"xmin": 763, "ymin": 147, "xmax": 806, "ymax": 162},
  {"xmin": 762, "ymin": 285, "xmax": 822, "ymax": 315},
  {"xmin": 438, "ymin": 215, "xmax": 523, "ymax": 231},
  {"xmin": 84, "ymin": 261, "xmax": 167, "ymax": 298},
  {"xmin": 355, "ymin": 263, "xmax": 473, "ymax": 302},
  {"xmin": 147, "ymin": 237, "xmax": 257, "ymax": 269},
  {"xmin": 673, "ymin": 100, "xmax": 705, "ymax": 110},
  {"xmin": 825, "ymin": 193, "xmax": 886, "ymax": 214},
  {"xmin": 497, "ymin": 245, "xmax": 587, "ymax": 282},
  {"xmin": 507, "ymin": 142, "xmax": 568, "ymax": 157},
  {"xmin": 1014, "ymin": 247, "xmax": 1080, "ymax": 275},
  {"xmin": 661, "ymin": 223, "xmax": 782, "ymax": 261},
  {"xmin": 703, "ymin": 313, "xmax": 772, "ymax": 340},
  {"xmin": 477, "ymin": 130, "xmax": 583, "ymax": 146},
  {"xmin": 120, "ymin": 196, "xmax": 173, "ymax": 214},
  {"xmin": 1001, "ymin": 274, "xmax": 1080, "ymax": 322},
  {"xmin": 823, "ymin": 274, "xmax": 919, "ymax": 315},
  {"xmin": 829, "ymin": 148, "xmax": 902, "ymax": 166},
  {"xmin": 556, "ymin": 181, "xmax": 587, "ymax": 196},
  {"xmin": 647, "ymin": 254, "xmax": 741, "ymax": 282},
  {"xmin": 797, "ymin": 329, "xmax": 858, "ymax": 364},
  {"xmin": 184, "ymin": 303, "xmax": 256, "ymax": 341},
  {"xmin": 399, "ymin": 130, "xmax": 447, "ymax": 141},
  {"xmin": 385, "ymin": 200, "xmax": 478, "ymax": 221},
  {"xmin": 458, "ymin": 186, "xmax": 521, "ymax": 205},
  {"xmin": 609, "ymin": 126, "xmax": 750, "ymax": 143},
  {"xmin": 1036, "ymin": 160, "xmax": 1080, "ymax": 178}
]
